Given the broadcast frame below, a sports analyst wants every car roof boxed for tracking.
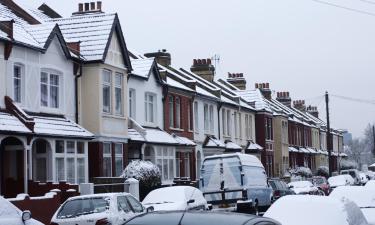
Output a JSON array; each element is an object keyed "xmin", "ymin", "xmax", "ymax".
[
  {"xmin": 67, "ymin": 192, "xmax": 130, "ymax": 201},
  {"xmin": 124, "ymin": 211, "xmax": 278, "ymax": 225}
]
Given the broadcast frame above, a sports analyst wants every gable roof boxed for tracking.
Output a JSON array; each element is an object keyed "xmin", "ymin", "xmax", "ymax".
[{"xmin": 128, "ymin": 50, "xmax": 163, "ymax": 84}]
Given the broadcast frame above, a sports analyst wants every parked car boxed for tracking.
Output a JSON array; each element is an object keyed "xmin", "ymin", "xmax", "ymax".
[
  {"xmin": 142, "ymin": 186, "xmax": 208, "ymax": 211},
  {"xmin": 264, "ymin": 195, "xmax": 369, "ymax": 225},
  {"xmin": 359, "ymin": 172, "xmax": 369, "ymax": 185},
  {"xmin": 123, "ymin": 210, "xmax": 281, "ymax": 225},
  {"xmin": 311, "ymin": 176, "xmax": 330, "ymax": 195},
  {"xmin": 365, "ymin": 180, "xmax": 375, "ymax": 189},
  {"xmin": 330, "ymin": 186, "xmax": 375, "ymax": 225},
  {"xmin": 50, "ymin": 193, "xmax": 150, "ymax": 225},
  {"xmin": 341, "ymin": 169, "xmax": 361, "ymax": 185},
  {"xmin": 200, "ymin": 153, "xmax": 273, "ymax": 213},
  {"xmin": 268, "ymin": 178, "xmax": 295, "ymax": 200},
  {"xmin": 288, "ymin": 181, "xmax": 321, "ymax": 195},
  {"xmin": 0, "ymin": 196, "xmax": 42, "ymax": 225},
  {"xmin": 328, "ymin": 175, "xmax": 354, "ymax": 190}
]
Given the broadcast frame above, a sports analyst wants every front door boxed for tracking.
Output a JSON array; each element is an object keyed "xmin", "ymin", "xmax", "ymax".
[{"xmin": 0, "ymin": 138, "xmax": 24, "ymax": 198}]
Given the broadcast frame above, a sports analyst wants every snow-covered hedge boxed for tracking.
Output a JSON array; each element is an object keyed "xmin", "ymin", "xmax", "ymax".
[
  {"xmin": 340, "ymin": 160, "xmax": 358, "ymax": 170},
  {"xmin": 290, "ymin": 167, "xmax": 312, "ymax": 178},
  {"xmin": 316, "ymin": 166, "xmax": 329, "ymax": 178},
  {"xmin": 121, "ymin": 160, "xmax": 161, "ymax": 200}
]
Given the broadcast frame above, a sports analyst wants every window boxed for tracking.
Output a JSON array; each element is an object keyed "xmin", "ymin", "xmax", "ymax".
[
  {"xmin": 169, "ymin": 96, "xmax": 174, "ymax": 128},
  {"xmin": 126, "ymin": 195, "xmax": 144, "ymax": 213},
  {"xmin": 176, "ymin": 152, "xmax": 180, "ymax": 177},
  {"xmin": 184, "ymin": 152, "xmax": 190, "ymax": 178},
  {"xmin": 239, "ymin": 113, "xmax": 242, "ymax": 139},
  {"xmin": 77, "ymin": 158, "xmax": 85, "ymax": 184},
  {"xmin": 66, "ymin": 158, "xmax": 75, "ymax": 184},
  {"xmin": 234, "ymin": 112, "xmax": 238, "ymax": 138},
  {"xmin": 145, "ymin": 93, "xmax": 156, "ymax": 123},
  {"xmin": 13, "ymin": 64, "xmax": 23, "ymax": 103},
  {"xmin": 67, "ymin": 141, "xmax": 75, "ymax": 154},
  {"xmin": 41, "ymin": 71, "xmax": 60, "ymax": 108},
  {"xmin": 188, "ymin": 101, "xmax": 193, "ymax": 130},
  {"xmin": 222, "ymin": 109, "xmax": 226, "ymax": 136},
  {"xmin": 103, "ymin": 143, "xmax": 112, "ymax": 177},
  {"xmin": 175, "ymin": 97, "xmax": 181, "ymax": 128},
  {"xmin": 115, "ymin": 143, "xmax": 123, "ymax": 176},
  {"xmin": 266, "ymin": 118, "xmax": 273, "ymax": 140},
  {"xmin": 56, "ymin": 140, "xmax": 64, "ymax": 153},
  {"xmin": 56, "ymin": 158, "xmax": 65, "ymax": 182},
  {"xmin": 117, "ymin": 196, "xmax": 131, "ymax": 212},
  {"xmin": 194, "ymin": 102, "xmax": 198, "ymax": 132},
  {"xmin": 227, "ymin": 110, "xmax": 231, "ymax": 136},
  {"xmin": 129, "ymin": 89, "xmax": 136, "ymax": 119},
  {"xmin": 209, "ymin": 105, "xmax": 214, "ymax": 133},
  {"xmin": 155, "ymin": 147, "xmax": 175, "ymax": 183},
  {"xmin": 204, "ymin": 104, "xmax": 209, "ymax": 133},
  {"xmin": 102, "ymin": 69, "xmax": 111, "ymax": 113},
  {"xmin": 245, "ymin": 114, "xmax": 252, "ymax": 140},
  {"xmin": 115, "ymin": 73, "xmax": 123, "ymax": 115},
  {"xmin": 77, "ymin": 142, "xmax": 85, "ymax": 154}
]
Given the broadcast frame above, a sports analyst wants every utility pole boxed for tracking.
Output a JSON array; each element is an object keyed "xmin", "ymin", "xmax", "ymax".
[{"xmin": 325, "ymin": 91, "xmax": 333, "ymax": 177}]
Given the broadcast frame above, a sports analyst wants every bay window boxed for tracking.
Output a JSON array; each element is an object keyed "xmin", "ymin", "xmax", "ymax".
[
  {"xmin": 145, "ymin": 93, "xmax": 156, "ymax": 123},
  {"xmin": 41, "ymin": 70, "xmax": 60, "ymax": 108},
  {"xmin": 194, "ymin": 102, "xmax": 198, "ymax": 132},
  {"xmin": 155, "ymin": 147, "xmax": 175, "ymax": 183},
  {"xmin": 102, "ymin": 69, "xmax": 111, "ymax": 113},
  {"xmin": 115, "ymin": 73, "xmax": 123, "ymax": 115},
  {"xmin": 103, "ymin": 143, "xmax": 112, "ymax": 177},
  {"xmin": 115, "ymin": 143, "xmax": 123, "ymax": 176}
]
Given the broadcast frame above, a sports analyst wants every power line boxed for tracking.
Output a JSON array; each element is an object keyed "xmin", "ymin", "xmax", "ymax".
[
  {"xmin": 310, "ymin": 0, "xmax": 375, "ymax": 17},
  {"xmin": 331, "ymin": 94, "xmax": 375, "ymax": 105},
  {"xmin": 358, "ymin": 0, "xmax": 375, "ymax": 5}
]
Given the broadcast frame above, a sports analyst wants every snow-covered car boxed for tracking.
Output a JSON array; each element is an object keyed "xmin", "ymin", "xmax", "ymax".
[
  {"xmin": 0, "ymin": 196, "xmax": 43, "ymax": 225},
  {"xmin": 50, "ymin": 193, "xmax": 149, "ymax": 225},
  {"xmin": 341, "ymin": 169, "xmax": 361, "ymax": 185},
  {"xmin": 264, "ymin": 195, "xmax": 369, "ymax": 225},
  {"xmin": 359, "ymin": 172, "xmax": 369, "ymax": 185},
  {"xmin": 328, "ymin": 175, "xmax": 354, "ymax": 189},
  {"xmin": 365, "ymin": 180, "xmax": 375, "ymax": 189},
  {"xmin": 288, "ymin": 181, "xmax": 320, "ymax": 195},
  {"xmin": 311, "ymin": 176, "xmax": 330, "ymax": 195},
  {"xmin": 142, "ymin": 186, "xmax": 208, "ymax": 211},
  {"xmin": 330, "ymin": 186, "xmax": 375, "ymax": 225}
]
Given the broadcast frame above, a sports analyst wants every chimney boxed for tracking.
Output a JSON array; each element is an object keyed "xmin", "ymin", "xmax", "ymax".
[
  {"xmin": 307, "ymin": 105, "xmax": 319, "ymax": 118},
  {"xmin": 190, "ymin": 58, "xmax": 215, "ymax": 82},
  {"xmin": 276, "ymin": 91, "xmax": 292, "ymax": 108},
  {"xmin": 73, "ymin": 1, "xmax": 103, "ymax": 15},
  {"xmin": 255, "ymin": 82, "xmax": 272, "ymax": 100},
  {"xmin": 144, "ymin": 49, "xmax": 171, "ymax": 67},
  {"xmin": 293, "ymin": 100, "xmax": 306, "ymax": 112},
  {"xmin": 227, "ymin": 72, "xmax": 246, "ymax": 90}
]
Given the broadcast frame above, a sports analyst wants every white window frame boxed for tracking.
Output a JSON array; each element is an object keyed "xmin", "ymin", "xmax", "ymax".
[
  {"xmin": 204, "ymin": 104, "xmax": 209, "ymax": 133},
  {"xmin": 13, "ymin": 63, "xmax": 24, "ymax": 103},
  {"xmin": 102, "ymin": 69, "xmax": 112, "ymax": 113},
  {"xmin": 226, "ymin": 110, "xmax": 231, "ymax": 137},
  {"xmin": 169, "ymin": 95, "xmax": 174, "ymax": 128},
  {"xmin": 234, "ymin": 112, "xmax": 238, "ymax": 138},
  {"xmin": 145, "ymin": 92, "xmax": 156, "ymax": 124},
  {"xmin": 238, "ymin": 112, "xmax": 242, "ymax": 139},
  {"xmin": 103, "ymin": 142, "xmax": 112, "ymax": 177},
  {"xmin": 155, "ymin": 147, "xmax": 175, "ymax": 183},
  {"xmin": 129, "ymin": 88, "xmax": 136, "ymax": 119},
  {"xmin": 194, "ymin": 101, "xmax": 198, "ymax": 133},
  {"xmin": 40, "ymin": 69, "xmax": 61, "ymax": 109},
  {"xmin": 222, "ymin": 109, "xmax": 227, "ymax": 136},
  {"xmin": 175, "ymin": 97, "xmax": 181, "ymax": 128},
  {"xmin": 114, "ymin": 72, "xmax": 123, "ymax": 116},
  {"xmin": 209, "ymin": 105, "xmax": 214, "ymax": 134},
  {"xmin": 114, "ymin": 143, "xmax": 123, "ymax": 177}
]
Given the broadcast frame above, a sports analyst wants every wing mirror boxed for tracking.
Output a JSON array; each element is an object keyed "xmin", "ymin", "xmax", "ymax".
[
  {"xmin": 146, "ymin": 206, "xmax": 154, "ymax": 213},
  {"xmin": 22, "ymin": 210, "xmax": 32, "ymax": 222},
  {"xmin": 187, "ymin": 199, "xmax": 195, "ymax": 204}
]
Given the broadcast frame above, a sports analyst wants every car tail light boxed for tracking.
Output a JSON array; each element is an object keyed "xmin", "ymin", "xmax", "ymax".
[
  {"xmin": 50, "ymin": 223, "xmax": 59, "ymax": 225},
  {"xmin": 274, "ymin": 190, "xmax": 281, "ymax": 198},
  {"xmin": 96, "ymin": 218, "xmax": 111, "ymax": 225}
]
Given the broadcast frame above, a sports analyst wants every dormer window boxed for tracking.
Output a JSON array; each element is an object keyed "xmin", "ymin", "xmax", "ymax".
[{"xmin": 41, "ymin": 70, "xmax": 61, "ymax": 108}]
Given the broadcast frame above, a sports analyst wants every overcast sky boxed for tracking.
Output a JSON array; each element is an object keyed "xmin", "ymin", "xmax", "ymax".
[{"xmin": 18, "ymin": 0, "xmax": 375, "ymax": 138}]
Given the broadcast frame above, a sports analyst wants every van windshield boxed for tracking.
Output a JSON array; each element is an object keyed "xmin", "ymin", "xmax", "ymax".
[{"xmin": 57, "ymin": 197, "xmax": 109, "ymax": 219}]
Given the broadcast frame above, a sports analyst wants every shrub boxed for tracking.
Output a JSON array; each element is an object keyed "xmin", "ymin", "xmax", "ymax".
[
  {"xmin": 290, "ymin": 167, "xmax": 312, "ymax": 178},
  {"xmin": 340, "ymin": 160, "xmax": 358, "ymax": 170},
  {"xmin": 316, "ymin": 166, "xmax": 329, "ymax": 178},
  {"xmin": 121, "ymin": 160, "xmax": 161, "ymax": 200}
]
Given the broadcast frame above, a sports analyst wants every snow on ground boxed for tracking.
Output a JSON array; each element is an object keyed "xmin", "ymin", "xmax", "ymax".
[{"xmin": 264, "ymin": 195, "xmax": 368, "ymax": 225}]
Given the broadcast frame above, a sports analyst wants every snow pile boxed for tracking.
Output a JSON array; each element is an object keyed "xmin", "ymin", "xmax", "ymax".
[
  {"xmin": 290, "ymin": 167, "xmax": 312, "ymax": 178},
  {"xmin": 316, "ymin": 166, "xmax": 329, "ymax": 178},
  {"xmin": 341, "ymin": 160, "xmax": 358, "ymax": 170},
  {"xmin": 264, "ymin": 195, "xmax": 368, "ymax": 225}
]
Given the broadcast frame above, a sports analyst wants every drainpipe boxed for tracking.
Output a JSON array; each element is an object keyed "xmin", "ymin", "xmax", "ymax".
[{"xmin": 74, "ymin": 61, "xmax": 83, "ymax": 123}]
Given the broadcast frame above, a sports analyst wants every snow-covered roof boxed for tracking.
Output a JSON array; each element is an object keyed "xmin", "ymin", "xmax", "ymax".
[
  {"xmin": 288, "ymin": 147, "xmax": 299, "ymax": 153},
  {"xmin": 369, "ymin": 163, "xmax": 375, "ymax": 168},
  {"xmin": 32, "ymin": 116, "xmax": 93, "ymax": 138},
  {"xmin": 130, "ymin": 58, "xmax": 154, "ymax": 79},
  {"xmin": 172, "ymin": 134, "xmax": 196, "ymax": 146},
  {"xmin": 225, "ymin": 140, "xmax": 242, "ymax": 150},
  {"xmin": 165, "ymin": 76, "xmax": 194, "ymax": 92},
  {"xmin": 236, "ymin": 89, "xmax": 272, "ymax": 112},
  {"xmin": 203, "ymin": 136, "xmax": 226, "ymax": 148},
  {"xmin": 144, "ymin": 127, "xmax": 178, "ymax": 145},
  {"xmin": 299, "ymin": 148, "xmax": 310, "ymax": 154},
  {"xmin": 128, "ymin": 129, "xmax": 145, "ymax": 142},
  {"xmin": 0, "ymin": 112, "xmax": 32, "ymax": 134}
]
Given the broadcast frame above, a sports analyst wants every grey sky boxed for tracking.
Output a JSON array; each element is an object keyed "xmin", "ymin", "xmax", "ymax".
[{"xmin": 18, "ymin": 0, "xmax": 375, "ymax": 138}]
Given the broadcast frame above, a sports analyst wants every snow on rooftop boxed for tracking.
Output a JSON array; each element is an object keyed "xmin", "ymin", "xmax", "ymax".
[
  {"xmin": 0, "ymin": 112, "xmax": 32, "ymax": 134},
  {"xmin": 165, "ymin": 76, "xmax": 194, "ymax": 92},
  {"xmin": 236, "ymin": 89, "xmax": 272, "ymax": 112},
  {"xmin": 225, "ymin": 140, "xmax": 242, "ymax": 150},
  {"xmin": 144, "ymin": 127, "xmax": 178, "ymax": 145},
  {"xmin": 204, "ymin": 136, "xmax": 226, "ymax": 148},
  {"xmin": 128, "ymin": 129, "xmax": 145, "ymax": 142},
  {"xmin": 172, "ymin": 134, "xmax": 196, "ymax": 146},
  {"xmin": 130, "ymin": 58, "xmax": 154, "ymax": 78}
]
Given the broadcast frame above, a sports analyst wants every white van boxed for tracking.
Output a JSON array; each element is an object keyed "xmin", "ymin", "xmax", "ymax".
[{"xmin": 200, "ymin": 153, "xmax": 273, "ymax": 213}]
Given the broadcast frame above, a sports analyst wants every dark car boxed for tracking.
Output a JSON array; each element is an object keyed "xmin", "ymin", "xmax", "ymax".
[
  {"xmin": 123, "ymin": 211, "xmax": 281, "ymax": 225},
  {"xmin": 268, "ymin": 178, "xmax": 295, "ymax": 200}
]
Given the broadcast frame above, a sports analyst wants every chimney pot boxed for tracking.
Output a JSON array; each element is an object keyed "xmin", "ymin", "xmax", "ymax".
[
  {"xmin": 78, "ymin": 3, "xmax": 83, "ymax": 12},
  {"xmin": 202, "ymin": 59, "xmax": 207, "ymax": 64},
  {"xmin": 90, "ymin": 2, "xmax": 95, "ymax": 10},
  {"xmin": 97, "ymin": 1, "xmax": 102, "ymax": 11},
  {"xmin": 84, "ymin": 3, "xmax": 90, "ymax": 11},
  {"xmin": 197, "ymin": 59, "xmax": 202, "ymax": 64},
  {"xmin": 255, "ymin": 83, "xmax": 259, "ymax": 89},
  {"xmin": 265, "ymin": 83, "xmax": 269, "ymax": 88},
  {"xmin": 207, "ymin": 58, "xmax": 211, "ymax": 64},
  {"xmin": 193, "ymin": 59, "xmax": 197, "ymax": 65}
]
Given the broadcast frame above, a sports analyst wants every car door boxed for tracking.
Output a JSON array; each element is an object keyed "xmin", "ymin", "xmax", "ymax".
[{"xmin": 116, "ymin": 195, "xmax": 135, "ymax": 224}]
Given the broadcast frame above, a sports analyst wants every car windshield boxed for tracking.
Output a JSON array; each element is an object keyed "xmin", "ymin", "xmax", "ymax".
[
  {"xmin": 313, "ymin": 178, "xmax": 325, "ymax": 185},
  {"xmin": 57, "ymin": 197, "xmax": 109, "ymax": 219}
]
